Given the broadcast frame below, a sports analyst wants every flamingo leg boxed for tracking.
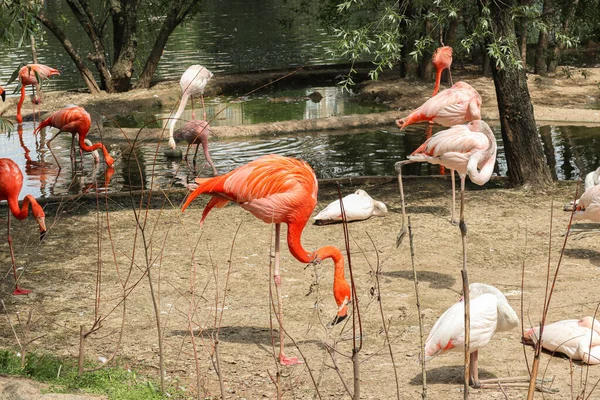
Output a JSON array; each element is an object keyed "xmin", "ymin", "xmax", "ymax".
[
  {"xmin": 191, "ymin": 96, "xmax": 196, "ymax": 121},
  {"xmin": 469, "ymin": 350, "xmax": 479, "ymax": 388},
  {"xmin": 459, "ymin": 175, "xmax": 470, "ymax": 399},
  {"xmin": 201, "ymin": 94, "xmax": 207, "ymax": 121},
  {"xmin": 192, "ymin": 143, "xmax": 200, "ymax": 172},
  {"xmin": 451, "ymin": 169, "xmax": 458, "ymax": 225},
  {"xmin": 202, "ymin": 142, "xmax": 217, "ymax": 176},
  {"xmin": 8, "ymin": 209, "xmax": 31, "ymax": 295},
  {"xmin": 448, "ymin": 67, "xmax": 454, "ymax": 86},
  {"xmin": 394, "ymin": 160, "xmax": 411, "ymax": 246},
  {"xmin": 274, "ymin": 223, "xmax": 301, "ymax": 366},
  {"xmin": 46, "ymin": 130, "xmax": 63, "ymax": 171},
  {"xmin": 70, "ymin": 134, "xmax": 76, "ymax": 168}
]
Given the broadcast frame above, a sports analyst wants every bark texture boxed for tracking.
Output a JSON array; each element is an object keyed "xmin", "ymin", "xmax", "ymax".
[{"xmin": 485, "ymin": 0, "xmax": 553, "ymax": 187}]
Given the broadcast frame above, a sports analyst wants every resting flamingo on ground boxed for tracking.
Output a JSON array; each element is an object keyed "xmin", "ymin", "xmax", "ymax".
[
  {"xmin": 172, "ymin": 119, "xmax": 217, "ymax": 175},
  {"xmin": 181, "ymin": 154, "xmax": 351, "ymax": 366},
  {"xmin": 432, "ymin": 46, "xmax": 453, "ymax": 97},
  {"xmin": 523, "ymin": 317, "xmax": 600, "ymax": 364},
  {"xmin": 572, "ymin": 184, "xmax": 600, "ymax": 222},
  {"xmin": 34, "ymin": 106, "xmax": 114, "ymax": 170},
  {"xmin": 16, "ymin": 64, "xmax": 60, "ymax": 124},
  {"xmin": 0, "ymin": 158, "xmax": 47, "ymax": 295},
  {"xmin": 425, "ymin": 283, "xmax": 519, "ymax": 387},
  {"xmin": 313, "ymin": 189, "xmax": 388, "ymax": 225},
  {"xmin": 168, "ymin": 65, "xmax": 213, "ymax": 149}
]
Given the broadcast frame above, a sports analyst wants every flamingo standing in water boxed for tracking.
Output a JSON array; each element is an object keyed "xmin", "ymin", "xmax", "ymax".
[
  {"xmin": 432, "ymin": 46, "xmax": 453, "ymax": 97},
  {"xmin": 168, "ymin": 65, "xmax": 213, "ymax": 149},
  {"xmin": 181, "ymin": 154, "xmax": 351, "ymax": 366},
  {"xmin": 523, "ymin": 317, "xmax": 600, "ymax": 364},
  {"xmin": 34, "ymin": 106, "xmax": 114, "ymax": 170},
  {"xmin": 0, "ymin": 158, "xmax": 47, "ymax": 295},
  {"xmin": 172, "ymin": 119, "xmax": 217, "ymax": 175},
  {"xmin": 16, "ymin": 64, "xmax": 60, "ymax": 124},
  {"xmin": 425, "ymin": 283, "xmax": 519, "ymax": 387}
]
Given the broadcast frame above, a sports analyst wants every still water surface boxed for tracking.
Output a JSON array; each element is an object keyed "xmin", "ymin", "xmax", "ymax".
[{"xmin": 1, "ymin": 122, "xmax": 598, "ymax": 200}]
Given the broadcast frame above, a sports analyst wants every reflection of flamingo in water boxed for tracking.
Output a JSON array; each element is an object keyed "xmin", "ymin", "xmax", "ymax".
[
  {"xmin": 16, "ymin": 64, "xmax": 60, "ymax": 124},
  {"xmin": 0, "ymin": 158, "xmax": 47, "ymax": 295},
  {"xmin": 182, "ymin": 154, "xmax": 351, "ymax": 366},
  {"xmin": 17, "ymin": 124, "xmax": 56, "ymax": 197},
  {"xmin": 34, "ymin": 106, "xmax": 114, "ymax": 170},
  {"xmin": 168, "ymin": 65, "xmax": 213, "ymax": 149}
]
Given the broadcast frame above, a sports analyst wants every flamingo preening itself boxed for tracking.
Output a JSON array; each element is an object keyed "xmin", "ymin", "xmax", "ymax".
[
  {"xmin": 432, "ymin": 46, "xmax": 453, "ymax": 97},
  {"xmin": 424, "ymin": 283, "xmax": 519, "ymax": 387},
  {"xmin": 181, "ymin": 154, "xmax": 351, "ymax": 366},
  {"xmin": 0, "ymin": 158, "xmax": 47, "ymax": 295},
  {"xmin": 168, "ymin": 65, "xmax": 213, "ymax": 149},
  {"xmin": 523, "ymin": 317, "xmax": 600, "ymax": 364},
  {"xmin": 313, "ymin": 189, "xmax": 388, "ymax": 225},
  {"xmin": 34, "ymin": 106, "xmax": 114, "ymax": 170},
  {"xmin": 16, "ymin": 64, "xmax": 60, "ymax": 124},
  {"xmin": 172, "ymin": 119, "xmax": 217, "ymax": 175}
]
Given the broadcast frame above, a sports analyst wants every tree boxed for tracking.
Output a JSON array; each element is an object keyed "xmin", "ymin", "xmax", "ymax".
[
  {"xmin": 13, "ymin": 0, "xmax": 203, "ymax": 93},
  {"xmin": 320, "ymin": 0, "xmax": 553, "ymax": 187}
]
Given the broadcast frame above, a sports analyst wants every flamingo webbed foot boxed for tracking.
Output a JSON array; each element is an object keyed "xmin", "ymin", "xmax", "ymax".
[
  {"xmin": 279, "ymin": 353, "xmax": 303, "ymax": 366},
  {"xmin": 450, "ymin": 218, "xmax": 459, "ymax": 226},
  {"xmin": 13, "ymin": 286, "xmax": 32, "ymax": 295}
]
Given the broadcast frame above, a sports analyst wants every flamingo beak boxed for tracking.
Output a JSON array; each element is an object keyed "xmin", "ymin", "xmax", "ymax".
[
  {"xmin": 328, "ymin": 313, "xmax": 347, "ymax": 327},
  {"xmin": 37, "ymin": 217, "xmax": 47, "ymax": 241},
  {"xmin": 1, "ymin": 90, "xmax": 5, "ymax": 102},
  {"xmin": 327, "ymin": 297, "xmax": 350, "ymax": 327}
]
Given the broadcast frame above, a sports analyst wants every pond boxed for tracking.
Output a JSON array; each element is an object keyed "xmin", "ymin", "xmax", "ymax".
[{"xmin": 2, "ymin": 122, "xmax": 599, "ymax": 200}]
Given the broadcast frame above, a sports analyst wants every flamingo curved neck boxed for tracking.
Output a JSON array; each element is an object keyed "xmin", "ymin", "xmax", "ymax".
[
  {"xmin": 79, "ymin": 135, "xmax": 114, "ymax": 166},
  {"xmin": 8, "ymin": 195, "xmax": 33, "ymax": 220},
  {"xmin": 169, "ymin": 93, "xmax": 190, "ymax": 140},
  {"xmin": 432, "ymin": 68, "xmax": 443, "ymax": 97},
  {"xmin": 466, "ymin": 128, "xmax": 497, "ymax": 186}
]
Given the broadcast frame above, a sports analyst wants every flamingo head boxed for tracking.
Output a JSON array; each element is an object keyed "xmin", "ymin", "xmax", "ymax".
[
  {"xmin": 169, "ymin": 137, "xmax": 177, "ymax": 150},
  {"xmin": 329, "ymin": 279, "xmax": 351, "ymax": 326},
  {"xmin": 104, "ymin": 153, "xmax": 115, "ymax": 167},
  {"xmin": 31, "ymin": 94, "xmax": 41, "ymax": 105},
  {"xmin": 31, "ymin": 201, "xmax": 47, "ymax": 240},
  {"xmin": 0, "ymin": 86, "xmax": 5, "ymax": 102},
  {"xmin": 372, "ymin": 200, "xmax": 388, "ymax": 217},
  {"xmin": 432, "ymin": 46, "xmax": 453, "ymax": 71}
]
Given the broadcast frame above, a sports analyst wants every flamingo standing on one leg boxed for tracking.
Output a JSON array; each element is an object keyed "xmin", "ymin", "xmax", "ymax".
[
  {"xmin": 425, "ymin": 283, "xmax": 520, "ymax": 387},
  {"xmin": 168, "ymin": 65, "xmax": 213, "ymax": 149},
  {"xmin": 16, "ymin": 64, "xmax": 60, "ymax": 124},
  {"xmin": 181, "ymin": 154, "xmax": 351, "ymax": 366},
  {"xmin": 523, "ymin": 317, "xmax": 600, "ymax": 364},
  {"xmin": 0, "ymin": 158, "xmax": 47, "ymax": 295},
  {"xmin": 432, "ymin": 46, "xmax": 453, "ymax": 97},
  {"xmin": 34, "ymin": 106, "xmax": 114, "ymax": 170},
  {"xmin": 172, "ymin": 119, "xmax": 217, "ymax": 175}
]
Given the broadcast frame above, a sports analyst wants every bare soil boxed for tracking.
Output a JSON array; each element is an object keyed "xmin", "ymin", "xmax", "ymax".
[{"xmin": 0, "ymin": 176, "xmax": 598, "ymax": 399}]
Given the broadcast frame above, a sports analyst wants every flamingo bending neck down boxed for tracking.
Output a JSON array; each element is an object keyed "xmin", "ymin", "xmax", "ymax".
[
  {"xmin": 172, "ymin": 119, "xmax": 217, "ymax": 175},
  {"xmin": 34, "ymin": 106, "xmax": 114, "ymax": 170},
  {"xmin": 181, "ymin": 154, "xmax": 351, "ymax": 366},
  {"xmin": 432, "ymin": 46, "xmax": 453, "ymax": 97},
  {"xmin": 168, "ymin": 65, "xmax": 213, "ymax": 149},
  {"xmin": 16, "ymin": 64, "xmax": 60, "ymax": 124},
  {"xmin": 0, "ymin": 158, "xmax": 47, "ymax": 295}
]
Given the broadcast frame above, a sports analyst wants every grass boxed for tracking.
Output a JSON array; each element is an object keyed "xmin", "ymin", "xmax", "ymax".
[{"xmin": 0, "ymin": 350, "xmax": 187, "ymax": 399}]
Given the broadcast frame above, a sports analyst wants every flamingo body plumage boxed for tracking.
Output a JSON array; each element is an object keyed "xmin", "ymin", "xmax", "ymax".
[
  {"xmin": 182, "ymin": 154, "xmax": 351, "ymax": 365},
  {"xmin": 313, "ymin": 189, "xmax": 388, "ymax": 225},
  {"xmin": 397, "ymin": 81, "xmax": 482, "ymax": 130},
  {"xmin": 0, "ymin": 158, "xmax": 47, "ymax": 295},
  {"xmin": 524, "ymin": 317, "xmax": 600, "ymax": 364},
  {"xmin": 16, "ymin": 64, "xmax": 60, "ymax": 124},
  {"xmin": 34, "ymin": 106, "xmax": 114, "ymax": 168},
  {"xmin": 168, "ymin": 65, "xmax": 214, "ymax": 149},
  {"xmin": 173, "ymin": 119, "xmax": 217, "ymax": 175},
  {"xmin": 573, "ymin": 184, "xmax": 600, "ymax": 222}
]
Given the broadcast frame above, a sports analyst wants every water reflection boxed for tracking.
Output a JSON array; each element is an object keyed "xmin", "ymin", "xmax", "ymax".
[{"xmin": 1, "ymin": 123, "xmax": 599, "ymax": 200}]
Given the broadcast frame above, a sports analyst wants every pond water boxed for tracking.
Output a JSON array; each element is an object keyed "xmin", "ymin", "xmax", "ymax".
[{"xmin": 2, "ymin": 122, "xmax": 599, "ymax": 200}]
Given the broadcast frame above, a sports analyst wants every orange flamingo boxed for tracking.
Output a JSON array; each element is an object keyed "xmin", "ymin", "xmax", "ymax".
[
  {"xmin": 0, "ymin": 158, "xmax": 47, "ymax": 295},
  {"xmin": 16, "ymin": 64, "xmax": 60, "ymax": 124},
  {"xmin": 34, "ymin": 106, "xmax": 114, "ymax": 170},
  {"xmin": 432, "ymin": 46, "xmax": 453, "ymax": 97},
  {"xmin": 182, "ymin": 154, "xmax": 351, "ymax": 366}
]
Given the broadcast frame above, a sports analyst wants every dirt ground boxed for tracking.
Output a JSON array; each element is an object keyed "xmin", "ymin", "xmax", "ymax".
[{"xmin": 1, "ymin": 177, "xmax": 599, "ymax": 399}]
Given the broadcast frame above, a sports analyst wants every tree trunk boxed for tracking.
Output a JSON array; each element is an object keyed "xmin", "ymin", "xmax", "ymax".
[
  {"xmin": 484, "ymin": 0, "xmax": 553, "ymax": 187},
  {"xmin": 482, "ymin": 48, "xmax": 491, "ymax": 76},
  {"xmin": 547, "ymin": 0, "xmax": 580, "ymax": 73},
  {"xmin": 36, "ymin": 13, "xmax": 101, "ymax": 94},
  {"xmin": 135, "ymin": 0, "xmax": 201, "ymax": 89},
  {"xmin": 418, "ymin": 18, "xmax": 434, "ymax": 81},
  {"xmin": 517, "ymin": 0, "xmax": 534, "ymax": 66},
  {"xmin": 534, "ymin": 0, "xmax": 552, "ymax": 75},
  {"xmin": 110, "ymin": 0, "xmax": 141, "ymax": 92}
]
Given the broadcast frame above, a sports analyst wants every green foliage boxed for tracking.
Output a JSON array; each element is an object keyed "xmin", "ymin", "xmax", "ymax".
[
  {"xmin": 0, "ymin": 350, "xmax": 184, "ymax": 400},
  {"xmin": 0, "ymin": 0, "xmax": 43, "ymax": 47}
]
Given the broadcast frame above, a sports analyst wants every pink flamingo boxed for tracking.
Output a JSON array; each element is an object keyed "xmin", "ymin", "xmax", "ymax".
[
  {"xmin": 34, "ymin": 106, "xmax": 114, "ymax": 170},
  {"xmin": 524, "ymin": 317, "xmax": 600, "ymax": 364},
  {"xmin": 16, "ymin": 64, "xmax": 60, "ymax": 124},
  {"xmin": 425, "ymin": 283, "xmax": 519, "ymax": 387},
  {"xmin": 172, "ymin": 119, "xmax": 217, "ymax": 175},
  {"xmin": 573, "ymin": 184, "xmax": 600, "ymax": 222},
  {"xmin": 0, "ymin": 158, "xmax": 47, "ymax": 295},
  {"xmin": 181, "ymin": 154, "xmax": 351, "ymax": 366},
  {"xmin": 432, "ymin": 46, "xmax": 453, "ymax": 97},
  {"xmin": 168, "ymin": 65, "xmax": 213, "ymax": 149}
]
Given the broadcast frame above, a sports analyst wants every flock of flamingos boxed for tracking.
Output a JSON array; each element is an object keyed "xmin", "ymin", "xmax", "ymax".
[{"xmin": 1, "ymin": 46, "xmax": 600, "ymax": 391}]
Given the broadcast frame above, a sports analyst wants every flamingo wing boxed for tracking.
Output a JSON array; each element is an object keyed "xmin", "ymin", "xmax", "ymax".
[
  {"xmin": 424, "ymin": 293, "xmax": 498, "ymax": 360},
  {"xmin": 525, "ymin": 320, "xmax": 600, "ymax": 362},
  {"xmin": 180, "ymin": 65, "xmax": 213, "ymax": 95},
  {"xmin": 575, "ymin": 185, "xmax": 600, "ymax": 222}
]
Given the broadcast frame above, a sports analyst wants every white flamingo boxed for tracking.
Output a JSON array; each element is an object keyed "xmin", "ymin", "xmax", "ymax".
[
  {"xmin": 168, "ymin": 65, "xmax": 213, "ymax": 149},
  {"xmin": 313, "ymin": 189, "xmax": 388, "ymax": 225}
]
